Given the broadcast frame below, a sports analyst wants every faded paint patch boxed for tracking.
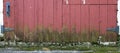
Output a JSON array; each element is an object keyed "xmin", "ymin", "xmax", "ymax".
[
  {"xmin": 82, "ymin": 0, "xmax": 86, "ymax": 4},
  {"xmin": 65, "ymin": 0, "xmax": 69, "ymax": 4}
]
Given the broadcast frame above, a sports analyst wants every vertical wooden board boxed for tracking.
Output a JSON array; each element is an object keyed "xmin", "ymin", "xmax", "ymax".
[
  {"xmin": 63, "ymin": 5, "xmax": 70, "ymax": 31},
  {"xmin": 75, "ymin": 5, "xmax": 81, "ymax": 32},
  {"xmin": 107, "ymin": 5, "xmax": 117, "ymax": 41},
  {"xmin": 89, "ymin": 5, "xmax": 99, "ymax": 31},
  {"xmin": 107, "ymin": 5, "xmax": 117, "ymax": 42},
  {"xmin": 70, "ymin": 5, "xmax": 76, "ymax": 31},
  {"xmin": 53, "ymin": 0, "xmax": 57, "ymax": 30},
  {"xmin": 34, "ymin": 0, "xmax": 43, "ymax": 30},
  {"xmin": 80, "ymin": 5, "xmax": 89, "ymax": 32},
  {"xmin": 15, "ymin": 0, "xmax": 24, "ymax": 31},
  {"xmin": 24, "ymin": 0, "xmax": 35, "ymax": 30},
  {"xmin": 100, "ymin": 5, "xmax": 107, "ymax": 34},
  {"xmin": 107, "ymin": 5, "xmax": 117, "ymax": 28},
  {"xmin": 43, "ymin": 0, "xmax": 54, "ymax": 28},
  {"xmin": 24, "ymin": 0, "xmax": 30, "ymax": 29},
  {"xmin": 5, "ymin": 0, "xmax": 10, "ymax": 28},
  {"xmin": 23, "ymin": 0, "xmax": 28, "ymax": 29},
  {"xmin": 3, "ymin": 0, "xmax": 8, "ymax": 27},
  {"xmin": 80, "ymin": 5, "xmax": 90, "ymax": 41},
  {"xmin": 53, "ymin": 0, "xmax": 62, "ymax": 31},
  {"xmin": 7, "ymin": 0, "xmax": 15, "ymax": 28},
  {"xmin": 108, "ymin": 0, "xmax": 117, "ymax": 4},
  {"xmin": 29, "ymin": 0, "xmax": 35, "ymax": 30},
  {"xmin": 14, "ymin": 0, "xmax": 18, "ymax": 31},
  {"xmin": 70, "ymin": 5, "xmax": 81, "ymax": 32},
  {"xmin": 34, "ymin": 0, "xmax": 38, "ymax": 29},
  {"xmin": 37, "ymin": 0, "xmax": 43, "ymax": 27}
]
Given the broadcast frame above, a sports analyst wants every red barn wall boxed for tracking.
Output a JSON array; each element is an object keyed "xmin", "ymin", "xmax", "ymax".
[{"xmin": 3, "ymin": 0, "xmax": 118, "ymax": 41}]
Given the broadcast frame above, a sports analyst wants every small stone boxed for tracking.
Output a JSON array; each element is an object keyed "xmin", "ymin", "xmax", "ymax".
[{"xmin": 42, "ymin": 47, "xmax": 50, "ymax": 51}]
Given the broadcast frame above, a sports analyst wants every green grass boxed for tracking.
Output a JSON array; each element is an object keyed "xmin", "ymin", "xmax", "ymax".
[
  {"xmin": 18, "ymin": 45, "xmax": 91, "ymax": 51},
  {"xmin": 48, "ymin": 46, "xmax": 91, "ymax": 51},
  {"xmin": 91, "ymin": 46, "xmax": 118, "ymax": 53},
  {"xmin": 17, "ymin": 45, "xmax": 120, "ymax": 53},
  {"xmin": 92, "ymin": 47, "xmax": 117, "ymax": 51},
  {"xmin": 19, "ymin": 46, "xmax": 42, "ymax": 51}
]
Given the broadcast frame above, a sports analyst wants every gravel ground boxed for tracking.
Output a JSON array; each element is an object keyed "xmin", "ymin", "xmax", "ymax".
[
  {"xmin": 0, "ymin": 48, "xmax": 93, "ymax": 53},
  {"xmin": 0, "ymin": 51, "xmax": 93, "ymax": 53}
]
